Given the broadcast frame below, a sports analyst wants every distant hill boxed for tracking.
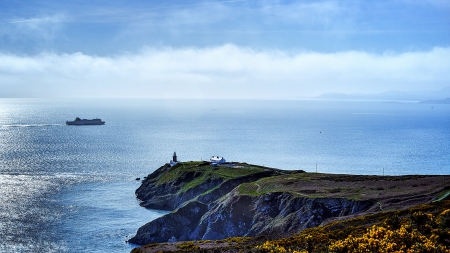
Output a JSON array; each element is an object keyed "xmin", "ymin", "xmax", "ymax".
[
  {"xmin": 315, "ymin": 86, "xmax": 450, "ymax": 102},
  {"xmin": 420, "ymin": 98, "xmax": 450, "ymax": 104}
]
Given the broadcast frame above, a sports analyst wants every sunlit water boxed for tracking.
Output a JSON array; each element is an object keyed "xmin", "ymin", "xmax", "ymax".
[{"xmin": 0, "ymin": 98, "xmax": 449, "ymax": 252}]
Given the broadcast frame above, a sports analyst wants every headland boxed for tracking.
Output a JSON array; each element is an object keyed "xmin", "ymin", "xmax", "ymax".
[{"xmin": 128, "ymin": 161, "xmax": 450, "ymax": 252}]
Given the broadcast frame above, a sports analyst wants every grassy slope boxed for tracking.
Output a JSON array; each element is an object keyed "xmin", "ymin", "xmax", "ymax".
[
  {"xmin": 237, "ymin": 173, "xmax": 450, "ymax": 211},
  {"xmin": 150, "ymin": 161, "xmax": 268, "ymax": 193}
]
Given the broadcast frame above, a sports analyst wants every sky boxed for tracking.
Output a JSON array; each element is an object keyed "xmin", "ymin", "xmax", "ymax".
[{"xmin": 0, "ymin": 0, "xmax": 449, "ymax": 99}]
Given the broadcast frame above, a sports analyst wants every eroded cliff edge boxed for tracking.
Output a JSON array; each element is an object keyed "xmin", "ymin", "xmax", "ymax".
[{"xmin": 128, "ymin": 162, "xmax": 450, "ymax": 245}]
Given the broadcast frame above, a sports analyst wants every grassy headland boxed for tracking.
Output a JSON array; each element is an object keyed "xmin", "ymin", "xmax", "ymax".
[
  {"xmin": 154, "ymin": 161, "xmax": 269, "ymax": 192},
  {"xmin": 131, "ymin": 161, "xmax": 450, "ymax": 252}
]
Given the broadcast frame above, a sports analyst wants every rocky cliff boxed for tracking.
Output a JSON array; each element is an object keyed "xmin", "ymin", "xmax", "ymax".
[
  {"xmin": 128, "ymin": 162, "xmax": 450, "ymax": 245},
  {"xmin": 134, "ymin": 162, "xmax": 293, "ymax": 210}
]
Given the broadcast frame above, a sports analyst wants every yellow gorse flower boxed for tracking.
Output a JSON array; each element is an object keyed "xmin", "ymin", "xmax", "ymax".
[{"xmin": 253, "ymin": 207, "xmax": 450, "ymax": 253}]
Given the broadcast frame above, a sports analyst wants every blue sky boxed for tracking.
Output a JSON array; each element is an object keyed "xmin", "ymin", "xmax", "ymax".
[{"xmin": 1, "ymin": 0, "xmax": 449, "ymax": 98}]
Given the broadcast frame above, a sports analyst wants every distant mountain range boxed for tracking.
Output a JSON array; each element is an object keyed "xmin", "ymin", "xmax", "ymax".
[
  {"xmin": 315, "ymin": 86, "xmax": 450, "ymax": 102},
  {"xmin": 420, "ymin": 98, "xmax": 450, "ymax": 104}
]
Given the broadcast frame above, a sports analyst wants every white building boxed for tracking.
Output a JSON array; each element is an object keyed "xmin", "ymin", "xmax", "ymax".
[{"xmin": 210, "ymin": 156, "xmax": 226, "ymax": 165}]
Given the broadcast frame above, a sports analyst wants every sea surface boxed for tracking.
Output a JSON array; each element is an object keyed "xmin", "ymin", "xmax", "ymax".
[{"xmin": 0, "ymin": 98, "xmax": 449, "ymax": 252}]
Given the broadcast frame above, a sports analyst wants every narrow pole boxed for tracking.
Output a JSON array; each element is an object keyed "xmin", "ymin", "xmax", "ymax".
[{"xmin": 316, "ymin": 164, "xmax": 318, "ymax": 173}]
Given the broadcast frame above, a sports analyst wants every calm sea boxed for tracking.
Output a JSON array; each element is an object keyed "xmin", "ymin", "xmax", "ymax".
[{"xmin": 0, "ymin": 98, "xmax": 449, "ymax": 252}]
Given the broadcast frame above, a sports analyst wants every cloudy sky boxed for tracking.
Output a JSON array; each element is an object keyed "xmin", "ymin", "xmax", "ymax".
[{"xmin": 1, "ymin": 0, "xmax": 449, "ymax": 99}]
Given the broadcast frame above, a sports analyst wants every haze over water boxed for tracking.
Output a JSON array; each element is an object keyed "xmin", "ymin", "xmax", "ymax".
[{"xmin": 0, "ymin": 98, "xmax": 449, "ymax": 252}]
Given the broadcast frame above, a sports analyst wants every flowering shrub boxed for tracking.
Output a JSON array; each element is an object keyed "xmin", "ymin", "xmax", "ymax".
[
  {"xmin": 328, "ymin": 223, "xmax": 449, "ymax": 252},
  {"xmin": 177, "ymin": 241, "xmax": 200, "ymax": 250},
  {"xmin": 254, "ymin": 206, "xmax": 450, "ymax": 253}
]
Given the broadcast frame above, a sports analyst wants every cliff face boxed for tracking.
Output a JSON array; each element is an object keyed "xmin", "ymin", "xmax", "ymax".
[
  {"xmin": 128, "ymin": 162, "xmax": 372, "ymax": 245},
  {"xmin": 129, "ymin": 189, "xmax": 373, "ymax": 244},
  {"xmin": 134, "ymin": 162, "xmax": 288, "ymax": 210},
  {"xmin": 195, "ymin": 190, "xmax": 373, "ymax": 240},
  {"xmin": 129, "ymin": 162, "xmax": 450, "ymax": 245}
]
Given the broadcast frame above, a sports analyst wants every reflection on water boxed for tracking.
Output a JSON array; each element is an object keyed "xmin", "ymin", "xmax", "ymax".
[
  {"xmin": 0, "ymin": 174, "xmax": 71, "ymax": 252},
  {"xmin": 0, "ymin": 173, "xmax": 167, "ymax": 252}
]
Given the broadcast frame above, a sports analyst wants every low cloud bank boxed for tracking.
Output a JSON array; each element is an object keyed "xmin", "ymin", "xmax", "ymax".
[{"xmin": 1, "ymin": 45, "xmax": 449, "ymax": 98}]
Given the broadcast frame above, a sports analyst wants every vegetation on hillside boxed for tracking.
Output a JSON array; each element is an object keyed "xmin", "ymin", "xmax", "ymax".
[
  {"xmin": 131, "ymin": 201, "xmax": 450, "ymax": 252},
  {"xmin": 238, "ymin": 172, "xmax": 449, "ymax": 202},
  {"xmin": 132, "ymin": 162, "xmax": 450, "ymax": 253},
  {"xmin": 150, "ymin": 161, "xmax": 267, "ymax": 192},
  {"xmin": 256, "ymin": 201, "xmax": 450, "ymax": 253}
]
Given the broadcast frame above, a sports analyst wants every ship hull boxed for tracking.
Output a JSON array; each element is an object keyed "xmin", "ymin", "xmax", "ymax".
[{"xmin": 66, "ymin": 118, "xmax": 105, "ymax": 125}]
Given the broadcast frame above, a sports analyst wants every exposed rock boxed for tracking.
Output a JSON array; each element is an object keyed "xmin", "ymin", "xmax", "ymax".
[
  {"xmin": 198, "ymin": 190, "xmax": 373, "ymax": 239},
  {"xmin": 129, "ymin": 188, "xmax": 373, "ymax": 244},
  {"xmin": 129, "ymin": 162, "xmax": 302, "ymax": 244},
  {"xmin": 135, "ymin": 163, "xmax": 291, "ymax": 210},
  {"xmin": 128, "ymin": 201, "xmax": 208, "ymax": 244},
  {"xmin": 129, "ymin": 162, "xmax": 450, "ymax": 245}
]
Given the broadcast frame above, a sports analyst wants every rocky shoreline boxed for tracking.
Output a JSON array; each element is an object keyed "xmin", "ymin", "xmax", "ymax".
[{"xmin": 128, "ymin": 161, "xmax": 450, "ymax": 249}]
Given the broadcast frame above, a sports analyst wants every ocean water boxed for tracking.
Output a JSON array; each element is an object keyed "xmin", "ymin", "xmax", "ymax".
[{"xmin": 0, "ymin": 98, "xmax": 449, "ymax": 252}]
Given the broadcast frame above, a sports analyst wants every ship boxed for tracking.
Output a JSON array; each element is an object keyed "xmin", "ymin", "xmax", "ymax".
[{"xmin": 66, "ymin": 117, "xmax": 105, "ymax": 125}]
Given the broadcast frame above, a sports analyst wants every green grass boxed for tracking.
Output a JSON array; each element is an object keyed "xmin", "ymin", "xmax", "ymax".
[
  {"xmin": 237, "ymin": 178, "xmax": 286, "ymax": 196},
  {"xmin": 154, "ymin": 162, "xmax": 266, "ymax": 193},
  {"xmin": 238, "ymin": 182, "xmax": 260, "ymax": 196},
  {"xmin": 154, "ymin": 163, "xmax": 190, "ymax": 184},
  {"xmin": 197, "ymin": 185, "xmax": 221, "ymax": 197},
  {"xmin": 214, "ymin": 165, "xmax": 264, "ymax": 179},
  {"xmin": 434, "ymin": 189, "xmax": 450, "ymax": 202},
  {"xmin": 181, "ymin": 174, "xmax": 210, "ymax": 192}
]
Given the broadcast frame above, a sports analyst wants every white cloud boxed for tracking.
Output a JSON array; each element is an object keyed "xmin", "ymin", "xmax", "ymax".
[
  {"xmin": 2, "ymin": 14, "xmax": 66, "ymax": 41},
  {"xmin": 260, "ymin": 1, "xmax": 350, "ymax": 26},
  {"xmin": 0, "ymin": 45, "xmax": 449, "ymax": 98}
]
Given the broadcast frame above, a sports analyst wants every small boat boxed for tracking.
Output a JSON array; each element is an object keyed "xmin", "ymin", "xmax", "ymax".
[{"xmin": 66, "ymin": 117, "xmax": 105, "ymax": 125}]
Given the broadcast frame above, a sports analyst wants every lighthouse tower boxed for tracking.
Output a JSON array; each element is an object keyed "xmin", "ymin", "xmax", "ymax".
[
  {"xmin": 170, "ymin": 152, "xmax": 179, "ymax": 167},
  {"xmin": 172, "ymin": 152, "xmax": 178, "ymax": 162}
]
